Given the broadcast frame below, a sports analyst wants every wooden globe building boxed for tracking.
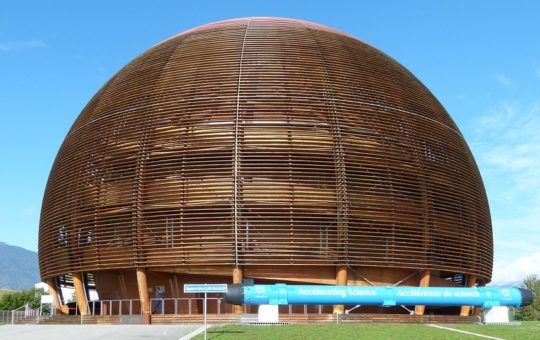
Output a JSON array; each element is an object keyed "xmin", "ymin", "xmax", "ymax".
[{"xmin": 38, "ymin": 17, "xmax": 493, "ymax": 318}]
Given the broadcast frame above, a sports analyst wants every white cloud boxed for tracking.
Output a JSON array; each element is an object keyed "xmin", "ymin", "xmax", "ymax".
[
  {"xmin": 0, "ymin": 40, "xmax": 46, "ymax": 51},
  {"xmin": 490, "ymin": 251, "xmax": 540, "ymax": 286},
  {"xmin": 493, "ymin": 73, "xmax": 516, "ymax": 87},
  {"xmin": 473, "ymin": 100, "xmax": 540, "ymax": 285},
  {"xmin": 532, "ymin": 61, "xmax": 540, "ymax": 78},
  {"xmin": 478, "ymin": 101, "xmax": 518, "ymax": 132},
  {"xmin": 22, "ymin": 206, "xmax": 36, "ymax": 217},
  {"xmin": 477, "ymin": 101, "xmax": 540, "ymax": 190},
  {"xmin": 491, "ymin": 208, "xmax": 540, "ymax": 270}
]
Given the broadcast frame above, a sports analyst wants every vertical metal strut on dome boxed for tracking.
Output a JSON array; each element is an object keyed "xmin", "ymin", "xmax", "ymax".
[
  {"xmin": 305, "ymin": 24, "xmax": 350, "ymax": 263},
  {"xmin": 233, "ymin": 20, "xmax": 251, "ymax": 267}
]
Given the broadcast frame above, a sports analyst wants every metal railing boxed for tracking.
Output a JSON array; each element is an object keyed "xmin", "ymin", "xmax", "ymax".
[
  {"xmin": 0, "ymin": 310, "xmax": 11, "ymax": 324},
  {"xmin": 148, "ymin": 298, "xmax": 327, "ymax": 315},
  {"xmin": 66, "ymin": 298, "xmax": 229, "ymax": 316},
  {"xmin": 0, "ymin": 304, "xmax": 40, "ymax": 324},
  {"xmin": 150, "ymin": 297, "xmax": 226, "ymax": 315},
  {"xmin": 1, "ymin": 299, "xmax": 331, "ymax": 319},
  {"xmin": 10, "ymin": 308, "xmax": 24, "ymax": 325},
  {"xmin": 94, "ymin": 299, "xmax": 141, "ymax": 316},
  {"xmin": 284, "ymin": 304, "xmax": 326, "ymax": 315},
  {"xmin": 74, "ymin": 299, "xmax": 142, "ymax": 316}
]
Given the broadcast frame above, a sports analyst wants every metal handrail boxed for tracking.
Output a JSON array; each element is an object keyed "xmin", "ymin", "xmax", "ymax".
[
  {"xmin": 0, "ymin": 310, "xmax": 11, "ymax": 324},
  {"xmin": 9, "ymin": 304, "xmax": 38, "ymax": 324},
  {"xmin": 86, "ymin": 299, "xmax": 141, "ymax": 316},
  {"xmin": 57, "ymin": 298, "xmax": 327, "ymax": 317},
  {"xmin": 150, "ymin": 297, "xmax": 226, "ymax": 315}
]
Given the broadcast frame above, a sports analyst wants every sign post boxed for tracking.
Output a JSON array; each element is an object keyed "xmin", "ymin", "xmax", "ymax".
[
  {"xmin": 203, "ymin": 292, "xmax": 207, "ymax": 338},
  {"xmin": 183, "ymin": 284, "xmax": 228, "ymax": 340}
]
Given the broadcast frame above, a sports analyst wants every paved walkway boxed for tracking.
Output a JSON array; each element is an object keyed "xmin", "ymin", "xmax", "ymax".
[{"xmin": 0, "ymin": 324, "xmax": 203, "ymax": 340}]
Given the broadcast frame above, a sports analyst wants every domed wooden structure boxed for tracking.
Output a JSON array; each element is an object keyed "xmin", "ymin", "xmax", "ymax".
[{"xmin": 39, "ymin": 17, "xmax": 492, "ymax": 317}]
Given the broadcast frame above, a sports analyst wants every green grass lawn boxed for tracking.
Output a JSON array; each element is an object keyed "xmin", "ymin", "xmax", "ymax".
[
  {"xmin": 450, "ymin": 322, "xmax": 540, "ymax": 340},
  {"xmin": 195, "ymin": 322, "xmax": 540, "ymax": 340}
]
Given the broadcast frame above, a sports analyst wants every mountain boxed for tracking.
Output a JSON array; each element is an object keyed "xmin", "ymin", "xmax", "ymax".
[{"xmin": 0, "ymin": 241, "xmax": 40, "ymax": 290}]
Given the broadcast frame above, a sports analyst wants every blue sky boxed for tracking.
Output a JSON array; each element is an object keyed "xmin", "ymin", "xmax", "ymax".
[{"xmin": 1, "ymin": 1, "xmax": 538, "ymax": 285}]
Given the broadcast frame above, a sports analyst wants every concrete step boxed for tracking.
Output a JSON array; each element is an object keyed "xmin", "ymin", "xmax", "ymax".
[
  {"xmin": 14, "ymin": 316, "xmax": 39, "ymax": 325},
  {"xmin": 35, "ymin": 315, "xmax": 120, "ymax": 325},
  {"xmin": 152, "ymin": 313, "xmax": 478, "ymax": 324},
  {"xmin": 22, "ymin": 313, "xmax": 478, "ymax": 325}
]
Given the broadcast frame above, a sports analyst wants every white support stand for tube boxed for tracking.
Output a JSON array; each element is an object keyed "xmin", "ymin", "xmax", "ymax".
[
  {"xmin": 485, "ymin": 306, "xmax": 509, "ymax": 324},
  {"xmin": 258, "ymin": 305, "xmax": 279, "ymax": 323}
]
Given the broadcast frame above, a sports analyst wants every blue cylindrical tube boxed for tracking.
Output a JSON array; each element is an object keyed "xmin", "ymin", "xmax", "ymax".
[{"xmin": 225, "ymin": 284, "xmax": 533, "ymax": 308}]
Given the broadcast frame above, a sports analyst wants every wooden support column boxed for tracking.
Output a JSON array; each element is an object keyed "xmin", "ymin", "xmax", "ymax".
[
  {"xmin": 233, "ymin": 267, "xmax": 243, "ymax": 314},
  {"xmin": 472, "ymin": 279, "xmax": 484, "ymax": 317},
  {"xmin": 72, "ymin": 272, "xmax": 88, "ymax": 316},
  {"xmin": 333, "ymin": 265, "xmax": 348, "ymax": 314},
  {"xmin": 414, "ymin": 270, "xmax": 431, "ymax": 315},
  {"xmin": 46, "ymin": 277, "xmax": 64, "ymax": 314},
  {"xmin": 136, "ymin": 268, "xmax": 151, "ymax": 322},
  {"xmin": 460, "ymin": 274, "xmax": 477, "ymax": 316}
]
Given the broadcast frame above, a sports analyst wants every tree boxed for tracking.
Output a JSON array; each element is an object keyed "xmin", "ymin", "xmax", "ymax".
[
  {"xmin": 515, "ymin": 274, "xmax": 540, "ymax": 321},
  {"xmin": 0, "ymin": 288, "xmax": 47, "ymax": 310}
]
